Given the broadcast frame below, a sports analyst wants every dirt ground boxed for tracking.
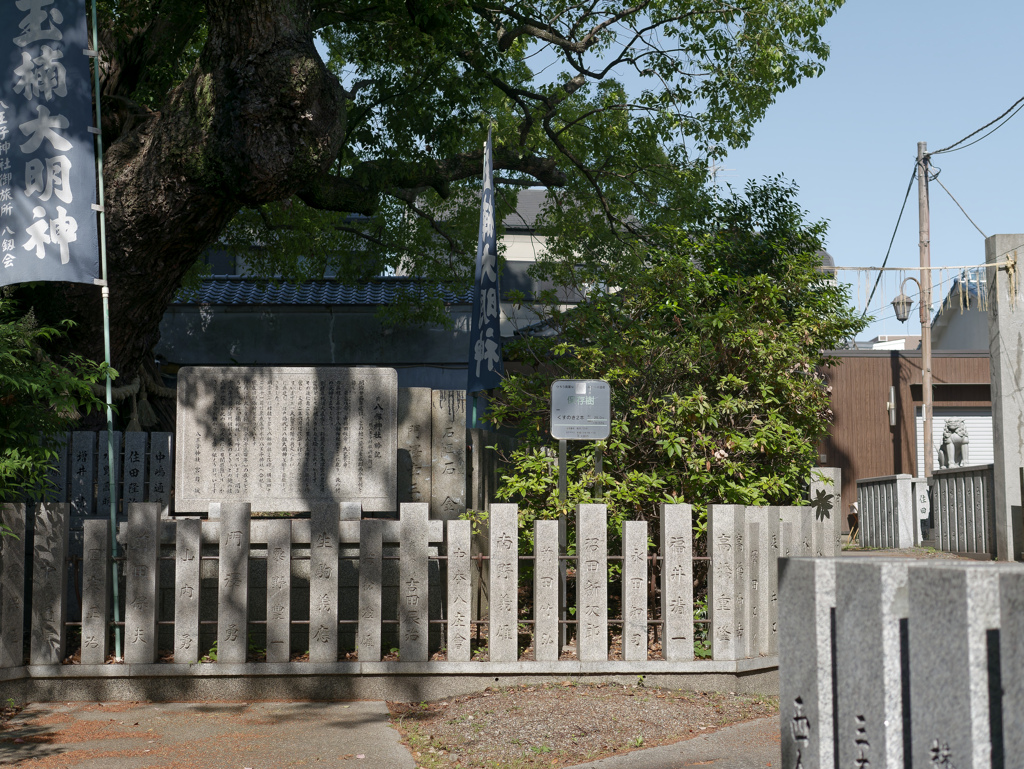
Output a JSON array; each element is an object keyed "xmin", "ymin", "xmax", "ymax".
[
  {"xmin": 841, "ymin": 544, "xmax": 988, "ymax": 559},
  {"xmin": 387, "ymin": 682, "xmax": 778, "ymax": 769}
]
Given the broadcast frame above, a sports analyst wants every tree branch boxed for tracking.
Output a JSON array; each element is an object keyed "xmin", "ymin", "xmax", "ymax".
[{"xmin": 298, "ymin": 149, "xmax": 567, "ymax": 215}]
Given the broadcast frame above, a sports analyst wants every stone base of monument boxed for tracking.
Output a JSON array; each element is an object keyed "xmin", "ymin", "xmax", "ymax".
[{"xmin": 0, "ymin": 664, "xmax": 779, "ymax": 703}]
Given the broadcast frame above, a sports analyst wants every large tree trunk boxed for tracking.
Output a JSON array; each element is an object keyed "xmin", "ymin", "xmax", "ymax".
[{"xmin": 58, "ymin": 0, "xmax": 346, "ymax": 379}]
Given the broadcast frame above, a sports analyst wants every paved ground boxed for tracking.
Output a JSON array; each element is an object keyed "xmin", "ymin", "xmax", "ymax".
[
  {"xmin": 0, "ymin": 701, "xmax": 416, "ymax": 768},
  {"xmin": 0, "ymin": 701, "xmax": 778, "ymax": 769},
  {"xmin": 567, "ymin": 716, "xmax": 778, "ymax": 769}
]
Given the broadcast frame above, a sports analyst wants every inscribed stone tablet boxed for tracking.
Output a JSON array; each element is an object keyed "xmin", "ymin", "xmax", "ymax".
[
  {"xmin": 621, "ymin": 521, "xmax": 647, "ymax": 661},
  {"xmin": 746, "ymin": 520, "xmax": 761, "ymax": 659},
  {"xmin": 123, "ymin": 432, "xmax": 148, "ymax": 503},
  {"xmin": 810, "ymin": 467, "xmax": 841, "ymax": 556},
  {"xmin": 175, "ymin": 367, "xmax": 397, "ymax": 512},
  {"xmin": 358, "ymin": 519, "xmax": 384, "ymax": 662},
  {"xmin": 966, "ymin": 477, "xmax": 980, "ymax": 551},
  {"xmin": 0, "ymin": 504, "xmax": 26, "ymax": 668},
  {"xmin": 217, "ymin": 502, "xmax": 251, "ymax": 663},
  {"xmin": 746, "ymin": 506, "xmax": 779, "ymax": 658},
  {"xmin": 1000, "ymin": 568, "xmax": 1024, "ymax": 765},
  {"xmin": 446, "ymin": 520, "xmax": 473, "ymax": 662},
  {"xmin": 432, "ymin": 390, "xmax": 467, "ymax": 520},
  {"xmin": 398, "ymin": 388, "xmax": 432, "ymax": 505},
  {"xmin": 31, "ymin": 503, "xmax": 70, "ymax": 665},
  {"xmin": 779, "ymin": 506, "xmax": 809, "ymax": 556},
  {"xmin": 908, "ymin": 563, "xmax": 999, "ymax": 769},
  {"xmin": 70, "ymin": 431, "xmax": 95, "ymax": 516},
  {"xmin": 123, "ymin": 503, "xmax": 160, "ymax": 664},
  {"xmin": 489, "ymin": 504, "xmax": 519, "ymax": 662},
  {"xmin": 149, "ymin": 433, "xmax": 174, "ymax": 516},
  {"xmin": 779, "ymin": 509, "xmax": 793, "ymax": 556},
  {"xmin": 660, "ymin": 504, "xmax": 692, "ymax": 662},
  {"xmin": 533, "ymin": 520, "xmax": 560, "ymax": 662},
  {"xmin": 835, "ymin": 560, "xmax": 909, "ymax": 769},
  {"xmin": 952, "ymin": 477, "xmax": 967, "ymax": 549},
  {"xmin": 45, "ymin": 434, "xmax": 69, "ymax": 502},
  {"xmin": 766, "ymin": 507, "xmax": 781, "ymax": 655},
  {"xmin": 577, "ymin": 504, "xmax": 608, "ymax": 662},
  {"xmin": 174, "ymin": 518, "xmax": 202, "ymax": 663},
  {"xmin": 80, "ymin": 520, "xmax": 111, "ymax": 665},
  {"xmin": 309, "ymin": 504, "xmax": 340, "ymax": 662},
  {"xmin": 265, "ymin": 519, "xmax": 292, "ymax": 663},
  {"xmin": 708, "ymin": 505, "xmax": 742, "ymax": 661},
  {"xmin": 779, "ymin": 558, "xmax": 836, "ymax": 769},
  {"xmin": 399, "ymin": 503, "xmax": 429, "ymax": 661}
]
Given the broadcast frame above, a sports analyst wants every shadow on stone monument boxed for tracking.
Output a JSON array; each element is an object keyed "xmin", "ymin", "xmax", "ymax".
[{"xmin": 171, "ymin": 367, "xmax": 459, "ymax": 666}]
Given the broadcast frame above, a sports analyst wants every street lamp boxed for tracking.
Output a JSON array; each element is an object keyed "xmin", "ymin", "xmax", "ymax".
[
  {"xmin": 892, "ymin": 275, "xmax": 934, "ymax": 478},
  {"xmin": 891, "ymin": 291, "xmax": 915, "ymax": 323}
]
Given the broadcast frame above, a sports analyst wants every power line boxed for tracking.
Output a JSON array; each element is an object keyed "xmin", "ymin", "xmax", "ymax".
[
  {"xmin": 831, "ymin": 259, "xmax": 1013, "ymax": 271},
  {"xmin": 930, "ymin": 171, "xmax": 987, "ymax": 238},
  {"xmin": 930, "ymin": 95, "xmax": 1024, "ymax": 155},
  {"xmin": 860, "ymin": 164, "xmax": 917, "ymax": 320}
]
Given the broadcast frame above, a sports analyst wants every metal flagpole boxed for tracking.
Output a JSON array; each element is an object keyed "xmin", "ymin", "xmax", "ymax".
[{"xmin": 89, "ymin": 0, "xmax": 121, "ymax": 660}]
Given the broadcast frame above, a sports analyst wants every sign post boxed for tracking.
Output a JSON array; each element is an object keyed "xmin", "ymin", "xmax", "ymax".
[
  {"xmin": 550, "ymin": 380, "xmax": 612, "ymax": 441},
  {"xmin": 549, "ymin": 379, "xmax": 612, "ymax": 647}
]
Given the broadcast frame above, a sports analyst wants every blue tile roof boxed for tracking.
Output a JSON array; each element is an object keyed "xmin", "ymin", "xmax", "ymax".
[{"xmin": 174, "ymin": 279, "xmax": 474, "ymax": 306}]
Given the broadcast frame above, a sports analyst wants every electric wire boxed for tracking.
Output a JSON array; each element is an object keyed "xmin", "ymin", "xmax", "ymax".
[
  {"xmin": 831, "ymin": 260, "xmax": 1012, "ymax": 272},
  {"xmin": 930, "ymin": 95, "xmax": 1024, "ymax": 155},
  {"xmin": 855, "ymin": 96, "xmax": 1024, "ymax": 336},
  {"xmin": 859, "ymin": 164, "xmax": 917, "ymax": 320},
  {"xmin": 931, "ymin": 173, "xmax": 987, "ymax": 238}
]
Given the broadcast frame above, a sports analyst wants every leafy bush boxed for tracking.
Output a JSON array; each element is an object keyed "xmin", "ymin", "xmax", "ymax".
[
  {"xmin": 0, "ymin": 292, "xmax": 113, "ymax": 507},
  {"xmin": 486, "ymin": 179, "xmax": 865, "ymax": 554}
]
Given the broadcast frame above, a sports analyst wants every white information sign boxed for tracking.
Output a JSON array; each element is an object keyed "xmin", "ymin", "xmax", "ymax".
[{"xmin": 550, "ymin": 380, "xmax": 611, "ymax": 440}]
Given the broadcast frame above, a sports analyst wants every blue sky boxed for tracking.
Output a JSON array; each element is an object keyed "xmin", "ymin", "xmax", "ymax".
[{"xmin": 722, "ymin": 0, "xmax": 1024, "ymax": 341}]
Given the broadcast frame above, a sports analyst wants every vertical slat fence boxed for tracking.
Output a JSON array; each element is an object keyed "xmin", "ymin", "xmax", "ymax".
[{"xmin": 0, "ymin": 491, "xmax": 837, "ymax": 679}]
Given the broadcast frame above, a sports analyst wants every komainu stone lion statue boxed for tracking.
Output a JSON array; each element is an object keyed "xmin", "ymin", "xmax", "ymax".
[{"xmin": 936, "ymin": 418, "xmax": 969, "ymax": 469}]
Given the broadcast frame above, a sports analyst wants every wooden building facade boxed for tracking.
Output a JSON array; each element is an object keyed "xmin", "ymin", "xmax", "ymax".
[{"xmin": 819, "ymin": 350, "xmax": 991, "ymax": 533}]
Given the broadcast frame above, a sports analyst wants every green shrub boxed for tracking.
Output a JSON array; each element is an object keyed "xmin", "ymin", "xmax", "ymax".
[{"xmin": 0, "ymin": 291, "xmax": 113, "ymax": 507}]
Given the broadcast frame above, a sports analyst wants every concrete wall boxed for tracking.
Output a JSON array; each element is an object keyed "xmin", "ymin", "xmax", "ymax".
[
  {"xmin": 931, "ymin": 303, "xmax": 989, "ymax": 350},
  {"xmin": 986, "ymin": 233, "xmax": 1024, "ymax": 560}
]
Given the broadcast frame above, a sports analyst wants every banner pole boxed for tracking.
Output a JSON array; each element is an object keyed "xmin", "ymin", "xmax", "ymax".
[{"xmin": 89, "ymin": 0, "xmax": 121, "ymax": 661}]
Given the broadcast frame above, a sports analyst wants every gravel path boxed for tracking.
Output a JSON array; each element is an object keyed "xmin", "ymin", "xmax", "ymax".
[{"xmin": 388, "ymin": 683, "xmax": 778, "ymax": 769}]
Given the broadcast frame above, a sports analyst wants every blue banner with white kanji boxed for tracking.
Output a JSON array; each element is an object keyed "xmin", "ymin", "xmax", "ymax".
[
  {"xmin": 0, "ymin": 0, "xmax": 99, "ymax": 285},
  {"xmin": 467, "ymin": 128, "xmax": 503, "ymax": 393}
]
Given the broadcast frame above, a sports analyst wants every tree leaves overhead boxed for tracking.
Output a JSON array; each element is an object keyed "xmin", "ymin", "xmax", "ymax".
[{"xmin": 31, "ymin": 0, "xmax": 842, "ymax": 376}]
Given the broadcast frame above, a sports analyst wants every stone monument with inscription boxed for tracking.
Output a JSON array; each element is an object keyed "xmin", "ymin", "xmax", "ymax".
[{"xmin": 175, "ymin": 367, "xmax": 397, "ymax": 512}]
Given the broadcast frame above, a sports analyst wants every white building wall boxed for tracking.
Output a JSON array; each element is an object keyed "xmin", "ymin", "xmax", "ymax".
[{"xmin": 915, "ymin": 407, "xmax": 993, "ymax": 477}]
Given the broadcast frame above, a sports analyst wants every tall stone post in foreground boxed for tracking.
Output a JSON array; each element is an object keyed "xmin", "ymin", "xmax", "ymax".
[{"xmin": 986, "ymin": 233, "xmax": 1024, "ymax": 560}]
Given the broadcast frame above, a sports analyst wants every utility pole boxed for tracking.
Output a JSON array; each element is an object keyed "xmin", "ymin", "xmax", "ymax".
[{"xmin": 918, "ymin": 142, "xmax": 934, "ymax": 478}]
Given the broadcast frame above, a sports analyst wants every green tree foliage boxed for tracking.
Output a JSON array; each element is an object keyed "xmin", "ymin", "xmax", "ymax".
[
  {"xmin": 486, "ymin": 179, "xmax": 866, "ymax": 549},
  {"xmin": 27, "ymin": 0, "xmax": 843, "ymax": 376},
  {"xmin": 0, "ymin": 293, "xmax": 112, "ymax": 507}
]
